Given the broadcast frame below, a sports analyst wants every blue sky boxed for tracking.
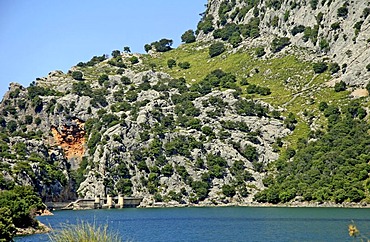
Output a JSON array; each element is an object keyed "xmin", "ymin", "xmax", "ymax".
[{"xmin": 0, "ymin": 1, "xmax": 207, "ymax": 99}]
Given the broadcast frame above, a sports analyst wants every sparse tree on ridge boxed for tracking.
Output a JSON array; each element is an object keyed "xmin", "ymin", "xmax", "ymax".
[
  {"xmin": 181, "ymin": 29, "xmax": 196, "ymax": 43},
  {"xmin": 111, "ymin": 50, "xmax": 121, "ymax": 58},
  {"xmin": 153, "ymin": 38, "xmax": 173, "ymax": 52},
  {"xmin": 123, "ymin": 46, "xmax": 131, "ymax": 53},
  {"xmin": 144, "ymin": 44, "xmax": 152, "ymax": 53}
]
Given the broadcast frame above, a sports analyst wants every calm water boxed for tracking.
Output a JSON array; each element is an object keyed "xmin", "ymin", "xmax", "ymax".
[{"xmin": 15, "ymin": 207, "xmax": 370, "ymax": 242}]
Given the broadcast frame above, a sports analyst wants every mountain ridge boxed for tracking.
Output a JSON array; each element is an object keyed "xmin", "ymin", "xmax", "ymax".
[{"xmin": 0, "ymin": 0, "xmax": 370, "ymax": 207}]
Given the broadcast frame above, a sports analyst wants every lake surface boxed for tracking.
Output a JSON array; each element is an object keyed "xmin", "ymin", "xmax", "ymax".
[{"xmin": 15, "ymin": 206, "xmax": 370, "ymax": 242}]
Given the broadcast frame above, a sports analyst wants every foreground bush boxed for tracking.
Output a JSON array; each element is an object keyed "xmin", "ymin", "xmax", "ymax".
[
  {"xmin": 49, "ymin": 221, "xmax": 121, "ymax": 242},
  {"xmin": 0, "ymin": 186, "xmax": 44, "ymax": 241}
]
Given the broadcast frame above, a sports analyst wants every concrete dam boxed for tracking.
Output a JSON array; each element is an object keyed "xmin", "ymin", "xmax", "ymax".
[{"xmin": 47, "ymin": 196, "xmax": 143, "ymax": 210}]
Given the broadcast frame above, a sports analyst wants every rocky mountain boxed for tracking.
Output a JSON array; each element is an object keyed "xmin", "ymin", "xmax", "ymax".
[
  {"xmin": 1, "ymin": 0, "xmax": 370, "ymax": 207},
  {"xmin": 0, "ymin": 59, "xmax": 290, "ymax": 206},
  {"xmin": 197, "ymin": 0, "xmax": 370, "ymax": 87}
]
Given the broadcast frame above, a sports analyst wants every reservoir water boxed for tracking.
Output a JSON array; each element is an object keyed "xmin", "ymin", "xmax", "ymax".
[{"xmin": 15, "ymin": 207, "xmax": 370, "ymax": 242}]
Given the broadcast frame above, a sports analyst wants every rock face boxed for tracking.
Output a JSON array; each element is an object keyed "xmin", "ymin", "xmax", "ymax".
[
  {"xmin": 198, "ymin": 0, "xmax": 370, "ymax": 87},
  {"xmin": 5, "ymin": 0, "xmax": 366, "ymax": 206},
  {"xmin": 51, "ymin": 118, "xmax": 86, "ymax": 169},
  {"xmin": 0, "ymin": 54, "xmax": 290, "ymax": 205}
]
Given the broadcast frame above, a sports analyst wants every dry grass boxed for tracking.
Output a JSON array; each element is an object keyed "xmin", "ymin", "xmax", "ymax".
[{"xmin": 49, "ymin": 221, "xmax": 122, "ymax": 242}]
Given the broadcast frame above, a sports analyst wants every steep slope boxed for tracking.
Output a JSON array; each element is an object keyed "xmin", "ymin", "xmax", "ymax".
[
  {"xmin": 1, "ymin": 0, "xmax": 370, "ymax": 207},
  {"xmin": 0, "ymin": 51, "xmax": 292, "ymax": 205},
  {"xmin": 197, "ymin": 0, "xmax": 370, "ymax": 87}
]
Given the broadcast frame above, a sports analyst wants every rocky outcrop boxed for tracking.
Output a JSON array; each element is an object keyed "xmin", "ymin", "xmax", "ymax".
[
  {"xmin": 0, "ymin": 58, "xmax": 291, "ymax": 205},
  {"xmin": 198, "ymin": 0, "xmax": 370, "ymax": 87},
  {"xmin": 51, "ymin": 118, "xmax": 86, "ymax": 168}
]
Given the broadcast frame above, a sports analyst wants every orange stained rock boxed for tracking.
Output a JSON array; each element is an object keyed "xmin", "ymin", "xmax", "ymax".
[{"xmin": 51, "ymin": 120, "xmax": 86, "ymax": 160}]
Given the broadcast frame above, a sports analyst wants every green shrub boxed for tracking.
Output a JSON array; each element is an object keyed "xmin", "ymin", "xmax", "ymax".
[
  {"xmin": 129, "ymin": 56, "xmax": 139, "ymax": 64},
  {"xmin": 284, "ymin": 112, "xmax": 297, "ymax": 131},
  {"xmin": 178, "ymin": 62, "xmax": 191, "ymax": 69},
  {"xmin": 154, "ymin": 193, "xmax": 163, "ymax": 202},
  {"xmin": 0, "ymin": 186, "xmax": 44, "ymax": 234},
  {"xmin": 337, "ymin": 6, "xmax": 348, "ymax": 18},
  {"xmin": 167, "ymin": 59, "xmax": 176, "ymax": 68},
  {"xmin": 255, "ymin": 47, "xmax": 266, "ymax": 57},
  {"xmin": 283, "ymin": 10, "xmax": 290, "ymax": 21},
  {"xmin": 7, "ymin": 120, "xmax": 17, "ymax": 133},
  {"xmin": 363, "ymin": 8, "xmax": 370, "ymax": 18},
  {"xmin": 239, "ymin": 17, "xmax": 260, "ymax": 38},
  {"xmin": 181, "ymin": 29, "xmax": 196, "ymax": 43},
  {"xmin": 270, "ymin": 37, "xmax": 290, "ymax": 53},
  {"xmin": 71, "ymin": 71, "xmax": 83, "ymax": 80},
  {"xmin": 246, "ymin": 84, "xmax": 271, "ymax": 95},
  {"xmin": 35, "ymin": 117, "xmax": 41, "ymax": 125},
  {"xmin": 270, "ymin": 0, "xmax": 283, "ymax": 10},
  {"xmin": 240, "ymin": 78, "xmax": 249, "ymax": 85},
  {"xmin": 72, "ymin": 82, "xmax": 92, "ymax": 97},
  {"xmin": 209, "ymin": 42, "xmax": 225, "ymax": 57},
  {"xmin": 49, "ymin": 221, "xmax": 121, "ymax": 242},
  {"xmin": 98, "ymin": 74, "xmax": 109, "ymax": 86},
  {"xmin": 318, "ymin": 101, "xmax": 328, "ymax": 111},
  {"xmin": 334, "ymin": 81, "xmax": 346, "ymax": 92},
  {"xmin": 254, "ymin": 104, "xmax": 370, "ymax": 204},
  {"xmin": 191, "ymin": 180, "xmax": 210, "ymax": 201},
  {"xmin": 123, "ymin": 46, "xmax": 131, "ymax": 53},
  {"xmin": 222, "ymin": 184, "xmax": 236, "ymax": 197},
  {"xmin": 83, "ymin": 54, "xmax": 107, "ymax": 67},
  {"xmin": 111, "ymin": 50, "xmax": 120, "ymax": 58},
  {"xmin": 328, "ymin": 62, "xmax": 340, "ymax": 74},
  {"xmin": 213, "ymin": 23, "xmax": 239, "ymax": 41},
  {"xmin": 137, "ymin": 161, "xmax": 149, "ymax": 172},
  {"xmin": 312, "ymin": 62, "xmax": 328, "ymax": 73},
  {"xmin": 0, "ymin": 207, "xmax": 16, "ymax": 241},
  {"xmin": 32, "ymin": 96, "xmax": 43, "ymax": 113},
  {"xmin": 331, "ymin": 22, "xmax": 340, "ymax": 30},
  {"xmin": 144, "ymin": 44, "xmax": 152, "ymax": 53},
  {"xmin": 354, "ymin": 21, "xmax": 363, "ymax": 33},
  {"xmin": 229, "ymin": 32, "xmax": 242, "ymax": 47},
  {"xmin": 161, "ymin": 164, "xmax": 174, "ymax": 177},
  {"xmin": 235, "ymin": 99, "xmax": 268, "ymax": 117},
  {"xmin": 87, "ymin": 131, "xmax": 101, "ymax": 152},
  {"xmin": 120, "ymin": 76, "xmax": 131, "ymax": 85},
  {"xmin": 116, "ymin": 68, "xmax": 125, "ymax": 75},
  {"xmin": 271, "ymin": 16, "xmax": 279, "ymax": 27},
  {"xmin": 319, "ymin": 38, "xmax": 330, "ymax": 52},
  {"xmin": 197, "ymin": 15, "xmax": 214, "ymax": 34},
  {"xmin": 366, "ymin": 63, "xmax": 370, "ymax": 72},
  {"xmin": 125, "ymin": 90, "xmax": 138, "ymax": 102},
  {"xmin": 302, "ymin": 25, "xmax": 319, "ymax": 44},
  {"xmin": 310, "ymin": 0, "xmax": 319, "ymax": 9},
  {"xmin": 152, "ymin": 38, "xmax": 173, "ymax": 52},
  {"xmin": 25, "ymin": 115, "xmax": 33, "ymax": 125},
  {"xmin": 291, "ymin": 25, "xmax": 305, "ymax": 36},
  {"xmin": 91, "ymin": 90, "xmax": 108, "ymax": 108},
  {"xmin": 116, "ymin": 178, "xmax": 132, "ymax": 196}
]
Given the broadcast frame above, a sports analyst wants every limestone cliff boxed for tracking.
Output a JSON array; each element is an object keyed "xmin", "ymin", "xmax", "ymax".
[
  {"xmin": 0, "ymin": 53, "xmax": 291, "ymax": 206},
  {"xmin": 197, "ymin": 0, "xmax": 370, "ymax": 87},
  {"xmin": 1, "ymin": 0, "xmax": 369, "ymax": 207}
]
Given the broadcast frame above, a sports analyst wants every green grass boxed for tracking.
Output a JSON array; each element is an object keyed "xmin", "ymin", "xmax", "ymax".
[
  {"xmin": 43, "ymin": 41, "xmax": 360, "ymax": 149},
  {"xmin": 140, "ymin": 42, "xmax": 347, "ymax": 147},
  {"xmin": 49, "ymin": 221, "xmax": 122, "ymax": 242}
]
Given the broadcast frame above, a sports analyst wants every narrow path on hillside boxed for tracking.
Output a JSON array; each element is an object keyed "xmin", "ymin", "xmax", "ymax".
[
  {"xmin": 281, "ymin": 74, "xmax": 318, "ymax": 107},
  {"xmin": 253, "ymin": 74, "xmax": 320, "ymax": 107}
]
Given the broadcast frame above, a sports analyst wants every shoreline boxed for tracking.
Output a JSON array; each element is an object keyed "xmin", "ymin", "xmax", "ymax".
[
  {"xmin": 140, "ymin": 201, "xmax": 370, "ymax": 209},
  {"xmin": 15, "ymin": 210, "xmax": 53, "ymax": 238},
  {"xmin": 48, "ymin": 201, "xmax": 370, "ymax": 211},
  {"xmin": 16, "ymin": 221, "xmax": 51, "ymax": 237}
]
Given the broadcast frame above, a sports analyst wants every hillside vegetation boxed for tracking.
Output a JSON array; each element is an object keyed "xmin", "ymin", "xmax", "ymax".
[{"xmin": 0, "ymin": 0, "xmax": 370, "ymax": 223}]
